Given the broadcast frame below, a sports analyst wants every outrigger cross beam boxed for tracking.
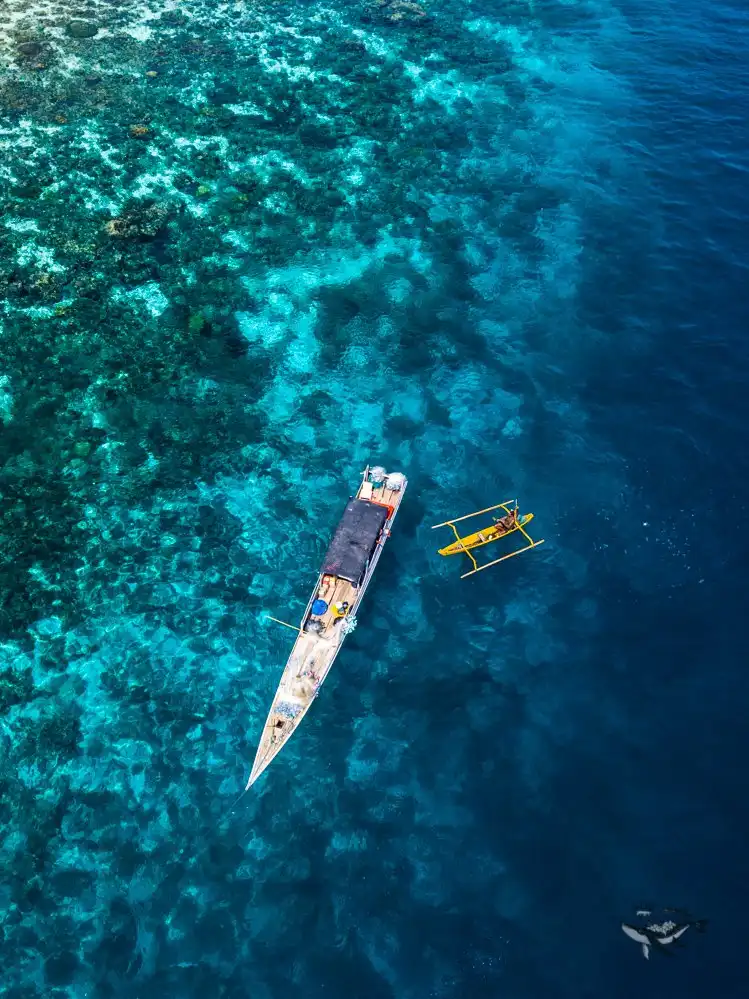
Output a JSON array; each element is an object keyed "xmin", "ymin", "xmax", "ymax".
[{"xmin": 431, "ymin": 499, "xmax": 544, "ymax": 578}]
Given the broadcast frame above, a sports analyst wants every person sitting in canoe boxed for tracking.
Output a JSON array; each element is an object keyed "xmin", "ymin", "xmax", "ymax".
[{"xmin": 493, "ymin": 509, "xmax": 518, "ymax": 534}]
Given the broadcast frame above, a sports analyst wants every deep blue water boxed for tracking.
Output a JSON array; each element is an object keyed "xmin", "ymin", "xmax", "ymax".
[{"xmin": 1, "ymin": 0, "xmax": 748, "ymax": 996}]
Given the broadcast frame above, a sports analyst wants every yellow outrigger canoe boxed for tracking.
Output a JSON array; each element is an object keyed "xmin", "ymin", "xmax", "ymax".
[
  {"xmin": 438, "ymin": 512, "xmax": 535, "ymax": 556},
  {"xmin": 432, "ymin": 500, "xmax": 544, "ymax": 578}
]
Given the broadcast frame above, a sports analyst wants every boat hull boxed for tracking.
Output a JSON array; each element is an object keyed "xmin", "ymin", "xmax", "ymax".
[{"xmin": 247, "ymin": 466, "xmax": 406, "ymax": 787}]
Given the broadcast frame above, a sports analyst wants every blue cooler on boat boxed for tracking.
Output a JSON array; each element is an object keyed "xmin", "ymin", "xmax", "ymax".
[{"xmin": 311, "ymin": 598, "xmax": 328, "ymax": 616}]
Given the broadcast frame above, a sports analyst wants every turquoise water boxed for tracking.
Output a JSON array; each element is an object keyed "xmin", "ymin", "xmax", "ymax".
[{"xmin": 1, "ymin": 0, "xmax": 747, "ymax": 995}]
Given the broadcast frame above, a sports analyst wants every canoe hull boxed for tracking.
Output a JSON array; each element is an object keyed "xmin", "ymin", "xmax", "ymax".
[{"xmin": 438, "ymin": 513, "xmax": 534, "ymax": 556}]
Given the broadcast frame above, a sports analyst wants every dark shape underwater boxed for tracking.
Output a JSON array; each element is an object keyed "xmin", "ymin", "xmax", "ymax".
[{"xmin": 622, "ymin": 906, "xmax": 708, "ymax": 960}]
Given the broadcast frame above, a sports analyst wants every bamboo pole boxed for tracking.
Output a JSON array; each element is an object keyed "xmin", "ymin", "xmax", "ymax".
[
  {"xmin": 517, "ymin": 521, "xmax": 534, "ymax": 545},
  {"xmin": 460, "ymin": 539, "xmax": 545, "ymax": 578},
  {"xmin": 431, "ymin": 501, "xmax": 515, "ymax": 530},
  {"xmin": 265, "ymin": 615, "xmax": 302, "ymax": 633},
  {"xmin": 448, "ymin": 520, "xmax": 478, "ymax": 572}
]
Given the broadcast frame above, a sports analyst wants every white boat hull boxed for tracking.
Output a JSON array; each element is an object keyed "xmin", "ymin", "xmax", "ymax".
[{"xmin": 247, "ymin": 465, "xmax": 407, "ymax": 787}]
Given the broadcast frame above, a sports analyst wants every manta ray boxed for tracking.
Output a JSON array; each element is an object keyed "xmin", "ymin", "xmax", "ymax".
[{"xmin": 621, "ymin": 909, "xmax": 708, "ymax": 960}]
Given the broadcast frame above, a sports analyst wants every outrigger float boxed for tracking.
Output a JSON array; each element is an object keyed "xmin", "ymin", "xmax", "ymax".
[
  {"xmin": 432, "ymin": 499, "xmax": 544, "ymax": 578},
  {"xmin": 247, "ymin": 465, "xmax": 407, "ymax": 788}
]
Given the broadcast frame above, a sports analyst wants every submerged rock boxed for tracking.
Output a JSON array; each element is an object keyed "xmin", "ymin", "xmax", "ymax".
[
  {"xmin": 66, "ymin": 20, "xmax": 99, "ymax": 39},
  {"xmin": 341, "ymin": 39, "xmax": 367, "ymax": 54},
  {"xmin": 189, "ymin": 311, "xmax": 207, "ymax": 335},
  {"xmin": 45, "ymin": 950, "xmax": 81, "ymax": 987},
  {"xmin": 0, "ymin": 666, "xmax": 35, "ymax": 712},
  {"xmin": 369, "ymin": 0, "xmax": 428, "ymax": 25},
  {"xmin": 16, "ymin": 41, "xmax": 43, "ymax": 58},
  {"xmin": 104, "ymin": 201, "xmax": 169, "ymax": 240},
  {"xmin": 104, "ymin": 219, "xmax": 128, "ymax": 237}
]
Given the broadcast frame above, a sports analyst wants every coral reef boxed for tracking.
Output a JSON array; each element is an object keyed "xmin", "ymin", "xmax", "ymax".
[
  {"xmin": 374, "ymin": 0, "xmax": 429, "ymax": 26},
  {"xmin": 104, "ymin": 201, "xmax": 169, "ymax": 239}
]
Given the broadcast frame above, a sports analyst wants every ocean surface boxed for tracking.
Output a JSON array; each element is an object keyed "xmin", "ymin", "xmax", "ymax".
[{"xmin": 1, "ymin": 0, "xmax": 747, "ymax": 996}]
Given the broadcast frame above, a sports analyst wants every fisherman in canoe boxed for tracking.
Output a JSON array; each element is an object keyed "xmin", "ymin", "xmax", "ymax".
[
  {"xmin": 495, "ymin": 507, "xmax": 518, "ymax": 532},
  {"xmin": 433, "ymin": 499, "xmax": 544, "ymax": 577}
]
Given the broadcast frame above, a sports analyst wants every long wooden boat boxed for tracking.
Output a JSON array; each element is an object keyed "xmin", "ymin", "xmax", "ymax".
[{"xmin": 247, "ymin": 464, "xmax": 407, "ymax": 788}]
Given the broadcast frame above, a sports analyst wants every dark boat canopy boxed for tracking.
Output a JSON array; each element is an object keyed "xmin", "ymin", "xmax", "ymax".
[{"xmin": 321, "ymin": 499, "xmax": 389, "ymax": 584}]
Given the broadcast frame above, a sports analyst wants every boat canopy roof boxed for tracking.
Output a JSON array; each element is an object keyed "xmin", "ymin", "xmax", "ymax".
[{"xmin": 322, "ymin": 498, "xmax": 388, "ymax": 584}]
